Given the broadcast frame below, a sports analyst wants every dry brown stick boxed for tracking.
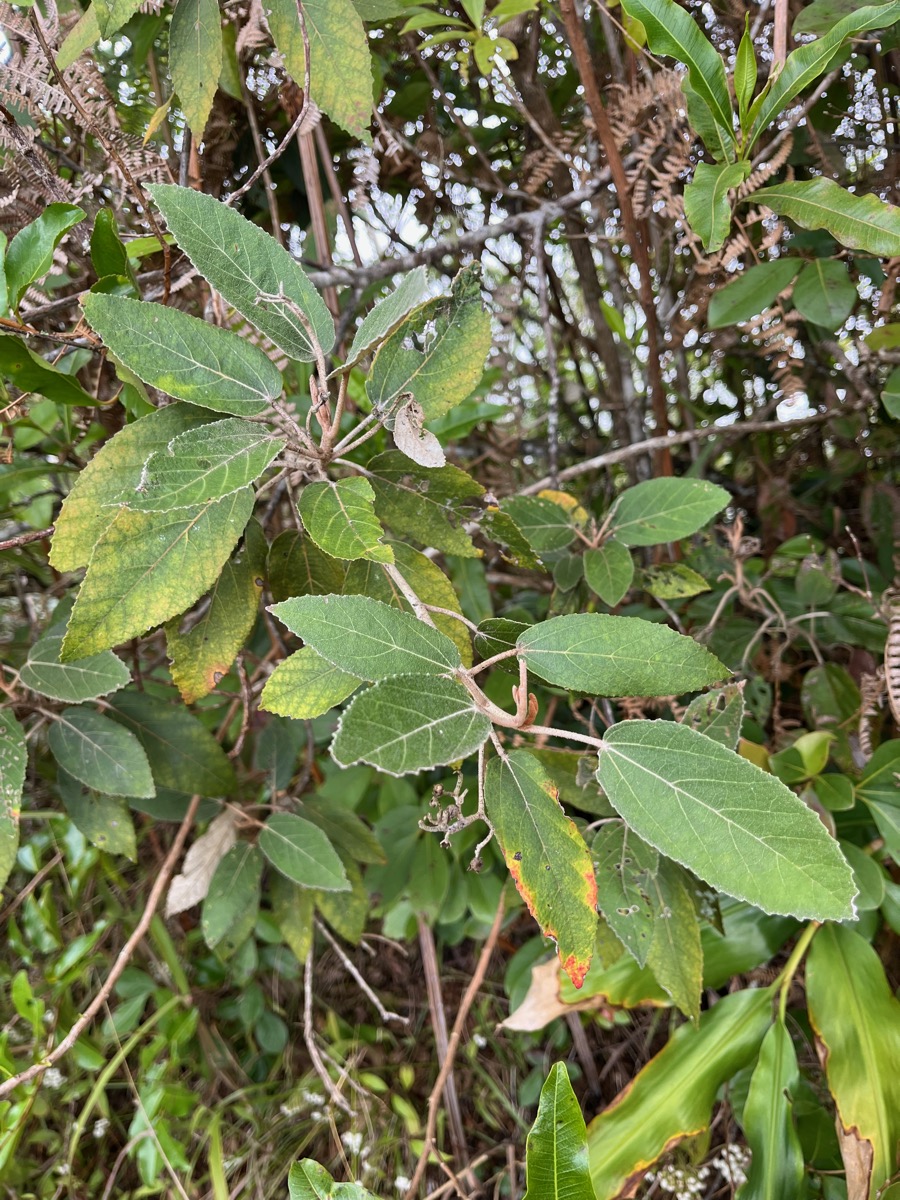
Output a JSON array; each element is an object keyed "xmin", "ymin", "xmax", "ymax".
[
  {"xmin": 773, "ymin": 0, "xmax": 790, "ymax": 69},
  {"xmin": 298, "ymin": 130, "xmax": 339, "ymax": 317},
  {"xmin": 407, "ymin": 891, "xmax": 507, "ymax": 1197},
  {"xmin": 0, "ymin": 795, "xmax": 202, "ymax": 1101},
  {"xmin": 0, "ymin": 526, "xmax": 55, "ymax": 553}
]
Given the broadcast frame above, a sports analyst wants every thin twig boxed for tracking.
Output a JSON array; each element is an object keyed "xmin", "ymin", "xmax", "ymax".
[
  {"xmin": 0, "ymin": 526, "xmax": 55, "ymax": 553},
  {"xmin": 303, "ymin": 950, "xmax": 354, "ymax": 1115},
  {"xmin": 314, "ymin": 917, "xmax": 408, "ymax": 1026}
]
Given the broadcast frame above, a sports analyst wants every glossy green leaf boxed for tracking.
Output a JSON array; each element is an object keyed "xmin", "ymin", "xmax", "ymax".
[
  {"xmin": 269, "ymin": 593, "xmax": 461, "ymax": 678},
  {"xmin": 682, "ymin": 683, "xmax": 744, "ymax": 749},
  {"xmin": 593, "ymin": 822, "xmax": 659, "ymax": 967},
  {"xmin": 735, "ymin": 16, "xmax": 757, "ymax": 120},
  {"xmin": 596, "ymin": 720, "xmax": 857, "ymax": 920},
  {"xmin": 299, "ymin": 478, "xmax": 393, "ymax": 563},
  {"xmin": 584, "ymin": 541, "xmax": 634, "ymax": 606},
  {"xmin": 21, "ymin": 627, "xmax": 130, "ymax": 703},
  {"xmin": 756, "ymin": 178, "xmax": 900, "ymax": 256},
  {"xmin": 346, "ymin": 268, "xmax": 429, "ymax": 366},
  {"xmin": 62, "ymin": 487, "xmax": 254, "ymax": 659},
  {"xmin": 0, "ymin": 711, "xmax": 26, "ymax": 893},
  {"xmin": 0, "ymin": 336, "xmax": 98, "ymax": 406},
  {"xmin": 769, "ymin": 730, "xmax": 834, "ymax": 785},
  {"xmin": 149, "ymin": 184, "xmax": 334, "ymax": 362},
  {"xmin": 792, "ymin": 259, "xmax": 857, "ymax": 329},
  {"xmin": 81, "ymin": 294, "xmax": 282, "ymax": 416},
  {"xmin": 169, "ymin": 0, "xmax": 222, "ymax": 138},
  {"xmin": 260, "ymin": 647, "xmax": 362, "ymax": 718},
  {"xmin": 48, "ymin": 706, "xmax": 155, "ymax": 798},
  {"xmin": 367, "ymin": 450, "xmax": 485, "ymax": 558},
  {"xmin": 258, "ymin": 813, "xmax": 350, "ymax": 891},
  {"xmin": 367, "ymin": 265, "xmax": 491, "ymax": 420},
  {"xmin": 608, "ymin": 477, "xmax": 729, "ymax": 546},
  {"xmin": 332, "ymin": 673, "xmax": 491, "ymax": 775},
  {"xmin": 49, "ymin": 403, "xmax": 214, "ymax": 572},
  {"xmin": 267, "ymin": 0, "xmax": 374, "ymax": 140},
  {"xmin": 202, "ymin": 844, "xmax": 263, "ymax": 951},
  {"xmin": 167, "ymin": 518, "xmax": 267, "ymax": 703},
  {"xmin": 738, "ymin": 1019, "xmax": 806, "ymax": 1200},
  {"xmin": 90, "ymin": 208, "xmax": 134, "ymax": 282},
  {"xmin": 522, "ymin": 1062, "xmax": 593, "ymax": 1200},
  {"xmin": 5, "ymin": 203, "xmax": 85, "ymax": 309},
  {"xmin": 708, "ymin": 259, "xmax": 801, "ymax": 328},
  {"xmin": 806, "ymin": 924, "xmax": 900, "ymax": 1199},
  {"xmin": 587, "ymin": 988, "xmax": 772, "ymax": 1196},
  {"xmin": 516, "ymin": 613, "xmax": 727, "ymax": 696},
  {"xmin": 639, "ymin": 562, "xmax": 710, "ymax": 599},
  {"xmin": 288, "ymin": 1160, "xmax": 379, "ymax": 1200},
  {"xmin": 267, "ymin": 529, "xmax": 345, "ymax": 602},
  {"xmin": 620, "ymin": 0, "xmax": 734, "ymax": 161},
  {"xmin": 683, "ymin": 162, "xmax": 748, "ymax": 251},
  {"xmin": 857, "ymin": 741, "xmax": 900, "ymax": 858},
  {"xmin": 59, "ymin": 773, "xmax": 137, "ymax": 860},
  {"xmin": 485, "ymin": 750, "xmax": 598, "ymax": 988}
]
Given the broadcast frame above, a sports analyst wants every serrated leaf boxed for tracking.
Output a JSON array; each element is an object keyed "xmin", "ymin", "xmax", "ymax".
[
  {"xmin": 58, "ymin": 772, "xmax": 137, "ymax": 860},
  {"xmin": 202, "ymin": 843, "xmax": 263, "ymax": 951},
  {"xmin": 682, "ymin": 683, "xmax": 745, "ymax": 749},
  {"xmin": 486, "ymin": 750, "xmax": 597, "ymax": 988},
  {"xmin": 48, "ymin": 706, "xmax": 154, "ymax": 798},
  {"xmin": 332, "ymin": 673, "xmax": 491, "ymax": 775},
  {"xmin": 270, "ymin": 593, "xmax": 461, "ymax": 678},
  {"xmin": 708, "ymin": 259, "xmax": 801, "ymax": 328},
  {"xmin": 5, "ymin": 204, "xmax": 85, "ymax": 309},
  {"xmin": 166, "ymin": 811, "xmax": 238, "ymax": 917},
  {"xmin": 367, "ymin": 450, "xmax": 484, "ymax": 558},
  {"xmin": 683, "ymin": 161, "xmax": 749, "ymax": 251},
  {"xmin": 522, "ymin": 1062, "xmax": 594, "ymax": 1200},
  {"xmin": 0, "ymin": 336, "xmax": 98, "ymax": 407},
  {"xmin": 267, "ymin": 529, "xmax": 345, "ymax": 602},
  {"xmin": 81, "ymin": 295, "xmax": 282, "ymax": 416},
  {"xmin": 583, "ymin": 541, "xmax": 634, "ymax": 606},
  {"xmin": 258, "ymin": 813, "xmax": 350, "ymax": 891},
  {"xmin": 500, "ymin": 495, "xmax": 575, "ymax": 554},
  {"xmin": 260, "ymin": 647, "xmax": 361, "ymax": 718},
  {"xmin": 756, "ymin": 178, "xmax": 900, "ymax": 256},
  {"xmin": 516, "ymin": 613, "xmax": 727, "ymax": 696},
  {"xmin": 62, "ymin": 488, "xmax": 254, "ymax": 659},
  {"xmin": 167, "ymin": 518, "xmax": 267, "ymax": 702},
  {"xmin": 106, "ymin": 689, "xmax": 235, "ymax": 797},
  {"xmin": 169, "ymin": 0, "xmax": 222, "ymax": 138},
  {"xmin": 738, "ymin": 1019, "xmax": 806, "ymax": 1200},
  {"xmin": 587, "ymin": 989, "xmax": 772, "ymax": 1196},
  {"xmin": 149, "ymin": 184, "xmax": 334, "ymax": 362},
  {"xmin": 596, "ymin": 720, "xmax": 857, "ymax": 920},
  {"xmin": 50, "ymin": 403, "xmax": 214, "ymax": 572},
  {"xmin": 21, "ymin": 627, "xmax": 130, "ymax": 703},
  {"xmin": 593, "ymin": 822, "xmax": 659, "ymax": 967},
  {"xmin": 806, "ymin": 924, "xmax": 900, "ymax": 1200},
  {"xmin": 608, "ymin": 477, "xmax": 729, "ymax": 546},
  {"xmin": 288, "ymin": 1160, "xmax": 379, "ymax": 1200},
  {"xmin": 0, "ymin": 711, "xmax": 26, "ymax": 892},
  {"xmin": 366, "ymin": 264, "xmax": 491, "ymax": 420},
  {"xmin": 299, "ymin": 477, "xmax": 393, "ymax": 563},
  {"xmin": 346, "ymin": 269, "xmax": 429, "ymax": 366}
]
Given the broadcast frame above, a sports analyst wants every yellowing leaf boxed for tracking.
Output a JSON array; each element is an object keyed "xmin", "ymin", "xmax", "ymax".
[
  {"xmin": 260, "ymin": 647, "xmax": 362, "ymax": 718},
  {"xmin": 299, "ymin": 478, "xmax": 393, "ymax": 563},
  {"xmin": 169, "ymin": 0, "xmax": 223, "ymax": 139}
]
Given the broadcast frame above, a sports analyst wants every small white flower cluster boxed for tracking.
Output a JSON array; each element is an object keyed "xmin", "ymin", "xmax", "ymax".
[
  {"xmin": 43, "ymin": 1068, "xmax": 66, "ymax": 1090},
  {"xmin": 646, "ymin": 1145, "xmax": 751, "ymax": 1199},
  {"xmin": 710, "ymin": 1144, "xmax": 751, "ymax": 1187},
  {"xmin": 341, "ymin": 1131, "xmax": 364, "ymax": 1157},
  {"xmin": 92, "ymin": 1118, "xmax": 110, "ymax": 1140},
  {"xmin": 279, "ymin": 1089, "xmax": 328, "ymax": 1121},
  {"xmin": 394, "ymin": 1175, "xmax": 411, "ymax": 1194}
]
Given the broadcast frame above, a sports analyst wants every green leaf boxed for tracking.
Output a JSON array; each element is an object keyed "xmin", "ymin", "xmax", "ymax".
[
  {"xmin": 735, "ymin": 16, "xmax": 757, "ymax": 121},
  {"xmin": 485, "ymin": 750, "xmax": 598, "ymax": 988},
  {"xmin": 736, "ymin": 1020, "xmax": 806, "ymax": 1200},
  {"xmin": 169, "ymin": 0, "xmax": 223, "ymax": 138},
  {"xmin": 5, "ymin": 204, "xmax": 85, "ymax": 310},
  {"xmin": 770, "ymin": 730, "xmax": 834, "ymax": 785},
  {"xmin": 857, "ymin": 741, "xmax": 900, "ymax": 858},
  {"xmin": 644, "ymin": 857, "xmax": 702, "ymax": 1021},
  {"xmin": 587, "ymin": 989, "xmax": 772, "ymax": 1195},
  {"xmin": 346, "ymin": 268, "xmax": 429, "ymax": 366},
  {"xmin": 683, "ymin": 162, "xmax": 749, "ymax": 251},
  {"xmin": 314, "ymin": 859, "xmax": 368, "ymax": 944},
  {"xmin": 882, "ymin": 367, "xmax": 900, "ymax": 419},
  {"xmin": 167, "ymin": 518, "xmax": 267, "ymax": 703},
  {"xmin": 516, "ymin": 613, "xmax": 727, "ymax": 696},
  {"xmin": 298, "ymin": 478, "xmax": 393, "ymax": 563},
  {"xmin": 521, "ymin": 1063, "xmax": 593, "ymax": 1200},
  {"xmin": 21, "ymin": 627, "xmax": 130, "ymax": 703},
  {"xmin": 620, "ymin": 0, "xmax": 734, "ymax": 161},
  {"xmin": 63, "ymin": 487, "xmax": 254, "ymax": 659},
  {"xmin": 0, "ymin": 336, "xmax": 99, "ymax": 406},
  {"xmin": 596, "ymin": 720, "xmax": 857, "ymax": 920},
  {"xmin": 500, "ymin": 496, "xmax": 575, "ymax": 554},
  {"xmin": 288, "ymin": 1160, "xmax": 379, "ymax": 1200},
  {"xmin": 367, "ymin": 450, "xmax": 485, "ymax": 558},
  {"xmin": 106, "ymin": 689, "xmax": 236, "ymax": 797},
  {"xmin": 149, "ymin": 184, "xmax": 334, "ymax": 362},
  {"xmin": 806, "ymin": 924, "xmax": 900, "ymax": 1199},
  {"xmin": 0, "ymin": 711, "xmax": 26, "ymax": 893},
  {"xmin": 332, "ymin": 673, "xmax": 491, "ymax": 775},
  {"xmin": 267, "ymin": 0, "xmax": 374, "ymax": 140},
  {"xmin": 583, "ymin": 541, "xmax": 634, "ymax": 606},
  {"xmin": 269, "ymin": 593, "xmax": 461, "ymax": 678},
  {"xmin": 59, "ymin": 773, "xmax": 137, "ymax": 860},
  {"xmin": 593, "ymin": 822, "xmax": 659, "ymax": 967},
  {"xmin": 202, "ymin": 844, "xmax": 262, "ymax": 952},
  {"xmin": 755, "ymin": 178, "xmax": 900, "ymax": 256},
  {"xmin": 81, "ymin": 294, "xmax": 282, "ymax": 416},
  {"xmin": 272, "ymin": 875, "xmax": 314, "ymax": 963},
  {"xmin": 260, "ymin": 647, "xmax": 362, "ymax": 718},
  {"xmin": 267, "ymin": 529, "xmax": 345, "ymax": 602},
  {"xmin": 682, "ymin": 683, "xmax": 745, "ymax": 749},
  {"xmin": 92, "ymin": 0, "xmax": 145, "ymax": 37},
  {"xmin": 708, "ymin": 259, "xmax": 801, "ymax": 328},
  {"xmin": 48, "ymin": 706, "xmax": 155, "ymax": 798},
  {"xmin": 366, "ymin": 264, "xmax": 491, "ymax": 420},
  {"xmin": 258, "ymin": 813, "xmax": 350, "ymax": 891},
  {"xmin": 128, "ymin": 419, "xmax": 283, "ymax": 511},
  {"xmin": 639, "ymin": 562, "xmax": 711, "ymax": 600},
  {"xmin": 748, "ymin": 3, "xmax": 900, "ymax": 147},
  {"xmin": 791, "ymin": 259, "xmax": 857, "ymax": 329},
  {"xmin": 608, "ymin": 477, "xmax": 730, "ymax": 546},
  {"xmin": 49, "ymin": 403, "xmax": 214, "ymax": 572},
  {"xmin": 90, "ymin": 208, "xmax": 134, "ymax": 283},
  {"xmin": 299, "ymin": 797, "xmax": 386, "ymax": 864}
]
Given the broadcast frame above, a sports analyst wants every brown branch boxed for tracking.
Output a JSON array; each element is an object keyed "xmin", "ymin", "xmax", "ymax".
[
  {"xmin": 0, "ymin": 525, "xmax": 55, "ymax": 553},
  {"xmin": 773, "ymin": 0, "xmax": 790, "ymax": 69}
]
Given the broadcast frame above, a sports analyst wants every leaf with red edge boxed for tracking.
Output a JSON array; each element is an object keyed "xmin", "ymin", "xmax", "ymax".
[{"xmin": 485, "ymin": 749, "xmax": 598, "ymax": 987}]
